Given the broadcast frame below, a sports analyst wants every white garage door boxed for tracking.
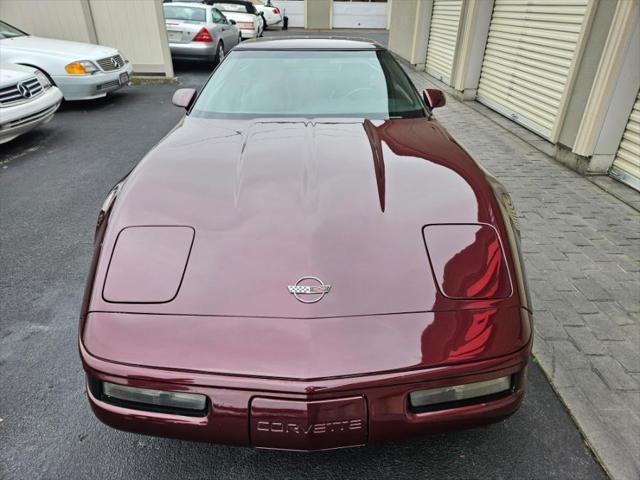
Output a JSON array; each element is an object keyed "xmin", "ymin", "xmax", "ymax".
[
  {"xmin": 271, "ymin": 0, "xmax": 304, "ymax": 28},
  {"xmin": 476, "ymin": 0, "xmax": 589, "ymax": 139},
  {"xmin": 610, "ymin": 90, "xmax": 640, "ymax": 191},
  {"xmin": 425, "ymin": 0, "xmax": 463, "ymax": 83},
  {"xmin": 332, "ymin": 0, "xmax": 388, "ymax": 29}
]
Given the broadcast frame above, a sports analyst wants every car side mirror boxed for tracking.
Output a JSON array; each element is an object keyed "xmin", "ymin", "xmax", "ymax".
[
  {"xmin": 229, "ymin": 19, "xmax": 236, "ymax": 25},
  {"xmin": 172, "ymin": 88, "xmax": 196, "ymax": 109},
  {"xmin": 423, "ymin": 89, "xmax": 446, "ymax": 110}
]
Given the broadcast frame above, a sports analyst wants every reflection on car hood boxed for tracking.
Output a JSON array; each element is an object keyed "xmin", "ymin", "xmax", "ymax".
[
  {"xmin": 1, "ymin": 36, "xmax": 116, "ymax": 60},
  {"xmin": 91, "ymin": 117, "xmax": 514, "ymax": 318}
]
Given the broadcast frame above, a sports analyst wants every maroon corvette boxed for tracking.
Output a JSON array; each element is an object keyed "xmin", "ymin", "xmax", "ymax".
[{"xmin": 79, "ymin": 38, "xmax": 532, "ymax": 451}]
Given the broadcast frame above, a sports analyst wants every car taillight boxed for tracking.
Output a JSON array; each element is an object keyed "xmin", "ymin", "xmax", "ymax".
[
  {"xmin": 273, "ymin": 8, "xmax": 280, "ymax": 14},
  {"xmin": 193, "ymin": 27, "xmax": 213, "ymax": 43}
]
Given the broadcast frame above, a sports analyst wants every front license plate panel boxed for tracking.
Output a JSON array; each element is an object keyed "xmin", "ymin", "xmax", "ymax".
[
  {"xmin": 250, "ymin": 396, "xmax": 367, "ymax": 450},
  {"xmin": 119, "ymin": 72, "xmax": 129, "ymax": 85}
]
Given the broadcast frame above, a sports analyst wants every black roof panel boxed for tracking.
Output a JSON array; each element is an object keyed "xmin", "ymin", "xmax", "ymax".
[{"xmin": 234, "ymin": 36, "xmax": 384, "ymax": 51}]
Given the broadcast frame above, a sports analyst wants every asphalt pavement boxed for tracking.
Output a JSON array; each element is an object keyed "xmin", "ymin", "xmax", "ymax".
[{"xmin": 0, "ymin": 30, "xmax": 607, "ymax": 480}]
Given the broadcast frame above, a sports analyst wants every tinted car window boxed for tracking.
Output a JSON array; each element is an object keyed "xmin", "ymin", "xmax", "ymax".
[
  {"xmin": 0, "ymin": 21, "xmax": 26, "ymax": 39},
  {"xmin": 191, "ymin": 50, "xmax": 426, "ymax": 120},
  {"xmin": 164, "ymin": 5, "xmax": 207, "ymax": 22},
  {"xmin": 213, "ymin": 3, "xmax": 256, "ymax": 14},
  {"xmin": 211, "ymin": 8, "xmax": 227, "ymax": 23}
]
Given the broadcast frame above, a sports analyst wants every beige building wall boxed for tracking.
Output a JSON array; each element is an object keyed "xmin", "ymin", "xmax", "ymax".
[
  {"xmin": 451, "ymin": 0, "xmax": 493, "ymax": 99},
  {"xmin": 388, "ymin": 0, "xmax": 419, "ymax": 61},
  {"xmin": 0, "ymin": 0, "xmax": 173, "ymax": 77},
  {"xmin": 88, "ymin": 0, "xmax": 173, "ymax": 76},
  {"xmin": 0, "ymin": 0, "xmax": 96, "ymax": 43},
  {"xmin": 557, "ymin": 0, "xmax": 616, "ymax": 150},
  {"xmin": 387, "ymin": 0, "xmax": 432, "ymax": 68},
  {"xmin": 306, "ymin": 0, "xmax": 331, "ymax": 29}
]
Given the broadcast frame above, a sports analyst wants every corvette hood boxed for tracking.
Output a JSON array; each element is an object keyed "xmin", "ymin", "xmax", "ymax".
[{"xmin": 91, "ymin": 117, "xmax": 510, "ymax": 318}]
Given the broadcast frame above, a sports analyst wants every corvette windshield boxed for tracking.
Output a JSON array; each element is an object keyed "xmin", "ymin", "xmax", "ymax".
[{"xmin": 190, "ymin": 50, "xmax": 426, "ymax": 119}]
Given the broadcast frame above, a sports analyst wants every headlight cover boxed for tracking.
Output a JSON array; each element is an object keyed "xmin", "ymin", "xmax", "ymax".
[
  {"xmin": 423, "ymin": 223, "xmax": 513, "ymax": 299},
  {"xmin": 65, "ymin": 60, "xmax": 98, "ymax": 75},
  {"xmin": 102, "ymin": 226, "xmax": 195, "ymax": 303},
  {"xmin": 34, "ymin": 70, "xmax": 50, "ymax": 88}
]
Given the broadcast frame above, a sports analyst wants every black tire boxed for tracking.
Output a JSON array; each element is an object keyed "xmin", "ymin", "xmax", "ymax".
[{"xmin": 214, "ymin": 41, "xmax": 225, "ymax": 66}]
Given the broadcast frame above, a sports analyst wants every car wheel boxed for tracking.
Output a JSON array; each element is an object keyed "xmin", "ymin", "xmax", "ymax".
[{"xmin": 215, "ymin": 42, "xmax": 225, "ymax": 65}]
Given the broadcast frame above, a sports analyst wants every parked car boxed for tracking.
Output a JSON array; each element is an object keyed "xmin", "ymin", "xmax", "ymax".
[
  {"xmin": 0, "ymin": 63, "xmax": 63, "ymax": 144},
  {"xmin": 210, "ymin": 1, "xmax": 264, "ymax": 39},
  {"xmin": 0, "ymin": 20, "xmax": 132, "ymax": 101},
  {"xmin": 249, "ymin": 0, "xmax": 283, "ymax": 29},
  {"xmin": 164, "ymin": 2, "xmax": 241, "ymax": 63},
  {"xmin": 80, "ymin": 38, "xmax": 532, "ymax": 451}
]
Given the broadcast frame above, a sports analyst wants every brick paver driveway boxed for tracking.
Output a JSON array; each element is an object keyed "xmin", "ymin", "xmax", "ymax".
[{"xmin": 403, "ymin": 68, "xmax": 640, "ymax": 480}]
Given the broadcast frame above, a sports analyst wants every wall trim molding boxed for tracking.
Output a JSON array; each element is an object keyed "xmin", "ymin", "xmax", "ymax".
[
  {"xmin": 80, "ymin": 0, "xmax": 98, "ymax": 44},
  {"xmin": 452, "ymin": 0, "xmax": 477, "ymax": 91},
  {"xmin": 573, "ymin": 0, "xmax": 639, "ymax": 156},
  {"xmin": 549, "ymin": 0, "xmax": 597, "ymax": 143},
  {"xmin": 451, "ymin": 0, "xmax": 493, "ymax": 97}
]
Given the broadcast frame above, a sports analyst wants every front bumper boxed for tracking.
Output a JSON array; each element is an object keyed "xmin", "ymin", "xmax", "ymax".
[
  {"xmin": 240, "ymin": 28, "xmax": 259, "ymax": 39},
  {"xmin": 0, "ymin": 86, "xmax": 63, "ymax": 144},
  {"xmin": 52, "ymin": 63, "xmax": 133, "ymax": 101},
  {"xmin": 81, "ymin": 341, "xmax": 529, "ymax": 450},
  {"xmin": 265, "ymin": 18, "xmax": 283, "ymax": 28},
  {"xmin": 169, "ymin": 42, "xmax": 217, "ymax": 61}
]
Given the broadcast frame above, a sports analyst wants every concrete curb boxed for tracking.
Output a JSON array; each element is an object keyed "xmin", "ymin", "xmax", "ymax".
[{"xmin": 130, "ymin": 76, "xmax": 179, "ymax": 86}]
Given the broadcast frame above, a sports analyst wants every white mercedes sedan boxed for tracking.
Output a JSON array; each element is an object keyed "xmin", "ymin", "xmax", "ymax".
[
  {"xmin": 0, "ymin": 64, "xmax": 63, "ymax": 144},
  {"xmin": 0, "ymin": 20, "xmax": 133, "ymax": 101},
  {"xmin": 250, "ymin": 0, "xmax": 283, "ymax": 29},
  {"xmin": 164, "ymin": 2, "xmax": 241, "ymax": 64}
]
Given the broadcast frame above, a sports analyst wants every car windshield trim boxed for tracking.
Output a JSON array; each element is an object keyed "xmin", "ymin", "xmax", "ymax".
[
  {"xmin": 190, "ymin": 49, "xmax": 426, "ymax": 120},
  {"xmin": 0, "ymin": 20, "xmax": 27, "ymax": 39}
]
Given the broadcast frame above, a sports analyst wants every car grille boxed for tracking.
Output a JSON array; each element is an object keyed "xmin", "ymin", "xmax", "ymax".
[
  {"xmin": 0, "ymin": 77, "xmax": 44, "ymax": 106},
  {"xmin": 0, "ymin": 102, "xmax": 60, "ymax": 130},
  {"xmin": 97, "ymin": 54, "xmax": 125, "ymax": 71}
]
